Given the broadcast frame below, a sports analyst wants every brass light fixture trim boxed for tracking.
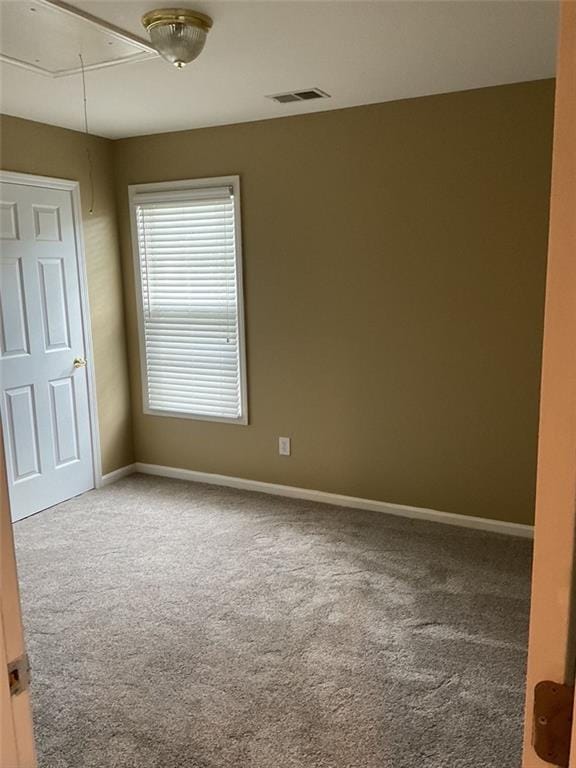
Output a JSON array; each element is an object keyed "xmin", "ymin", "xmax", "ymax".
[
  {"xmin": 142, "ymin": 8, "xmax": 213, "ymax": 68},
  {"xmin": 141, "ymin": 8, "xmax": 213, "ymax": 33}
]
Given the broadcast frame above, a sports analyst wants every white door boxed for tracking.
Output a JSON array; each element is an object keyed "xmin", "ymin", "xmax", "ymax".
[{"xmin": 0, "ymin": 177, "xmax": 95, "ymax": 521}]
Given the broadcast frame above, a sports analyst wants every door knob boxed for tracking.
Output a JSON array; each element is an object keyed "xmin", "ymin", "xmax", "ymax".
[{"xmin": 73, "ymin": 357, "xmax": 87, "ymax": 368}]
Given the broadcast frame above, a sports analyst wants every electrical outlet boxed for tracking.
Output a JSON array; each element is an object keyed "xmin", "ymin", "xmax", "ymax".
[{"xmin": 278, "ymin": 437, "xmax": 291, "ymax": 456}]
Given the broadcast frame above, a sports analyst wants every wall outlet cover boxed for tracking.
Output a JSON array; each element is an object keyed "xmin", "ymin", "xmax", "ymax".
[{"xmin": 279, "ymin": 437, "xmax": 291, "ymax": 456}]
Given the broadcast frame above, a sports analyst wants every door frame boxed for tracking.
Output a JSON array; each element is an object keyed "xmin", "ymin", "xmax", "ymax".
[
  {"xmin": 522, "ymin": 2, "xmax": 576, "ymax": 766},
  {"xmin": 0, "ymin": 422, "xmax": 37, "ymax": 767},
  {"xmin": 0, "ymin": 170, "xmax": 102, "ymax": 495}
]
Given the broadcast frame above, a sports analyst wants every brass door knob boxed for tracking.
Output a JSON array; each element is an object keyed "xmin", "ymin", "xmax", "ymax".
[{"xmin": 73, "ymin": 357, "xmax": 87, "ymax": 368}]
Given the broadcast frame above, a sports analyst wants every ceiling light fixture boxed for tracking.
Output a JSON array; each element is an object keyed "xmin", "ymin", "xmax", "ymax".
[{"xmin": 142, "ymin": 8, "xmax": 212, "ymax": 69}]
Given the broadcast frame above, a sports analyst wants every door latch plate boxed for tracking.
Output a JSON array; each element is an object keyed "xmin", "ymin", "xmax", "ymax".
[
  {"xmin": 8, "ymin": 654, "xmax": 30, "ymax": 696},
  {"xmin": 534, "ymin": 680, "xmax": 574, "ymax": 766}
]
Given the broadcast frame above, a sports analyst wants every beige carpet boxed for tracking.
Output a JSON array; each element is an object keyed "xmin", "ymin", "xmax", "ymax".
[{"xmin": 14, "ymin": 474, "xmax": 532, "ymax": 768}]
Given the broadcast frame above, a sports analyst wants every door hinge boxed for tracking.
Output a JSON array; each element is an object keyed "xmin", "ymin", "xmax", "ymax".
[
  {"xmin": 7, "ymin": 654, "xmax": 30, "ymax": 697},
  {"xmin": 534, "ymin": 680, "xmax": 574, "ymax": 767}
]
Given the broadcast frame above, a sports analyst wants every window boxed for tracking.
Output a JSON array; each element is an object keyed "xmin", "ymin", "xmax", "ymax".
[{"xmin": 129, "ymin": 176, "xmax": 247, "ymax": 423}]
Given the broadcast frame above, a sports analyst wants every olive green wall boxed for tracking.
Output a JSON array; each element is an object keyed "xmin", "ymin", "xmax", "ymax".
[
  {"xmin": 113, "ymin": 79, "xmax": 554, "ymax": 525},
  {"xmin": 0, "ymin": 80, "xmax": 554, "ymax": 522},
  {"xmin": 0, "ymin": 115, "xmax": 134, "ymax": 474}
]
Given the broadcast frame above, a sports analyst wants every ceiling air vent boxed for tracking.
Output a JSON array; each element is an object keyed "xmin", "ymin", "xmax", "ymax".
[{"xmin": 267, "ymin": 88, "xmax": 330, "ymax": 104}]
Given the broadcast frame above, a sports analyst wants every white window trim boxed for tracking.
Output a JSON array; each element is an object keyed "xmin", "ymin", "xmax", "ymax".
[{"xmin": 128, "ymin": 175, "xmax": 248, "ymax": 425}]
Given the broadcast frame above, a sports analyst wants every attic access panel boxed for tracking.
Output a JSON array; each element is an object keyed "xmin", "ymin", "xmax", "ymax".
[{"xmin": 0, "ymin": 0, "xmax": 156, "ymax": 77}]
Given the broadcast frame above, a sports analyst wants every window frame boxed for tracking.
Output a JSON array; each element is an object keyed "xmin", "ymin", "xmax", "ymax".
[{"xmin": 128, "ymin": 175, "xmax": 248, "ymax": 425}]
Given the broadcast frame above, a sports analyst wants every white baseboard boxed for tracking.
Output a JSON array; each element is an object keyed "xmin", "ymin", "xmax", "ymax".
[
  {"xmin": 100, "ymin": 463, "xmax": 137, "ymax": 487},
  {"xmin": 132, "ymin": 462, "xmax": 534, "ymax": 539}
]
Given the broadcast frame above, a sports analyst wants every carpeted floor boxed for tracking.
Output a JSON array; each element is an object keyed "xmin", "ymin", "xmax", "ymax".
[{"xmin": 14, "ymin": 474, "xmax": 532, "ymax": 768}]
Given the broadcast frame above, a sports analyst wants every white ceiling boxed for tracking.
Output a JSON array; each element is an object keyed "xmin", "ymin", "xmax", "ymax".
[{"xmin": 0, "ymin": 0, "xmax": 559, "ymax": 140}]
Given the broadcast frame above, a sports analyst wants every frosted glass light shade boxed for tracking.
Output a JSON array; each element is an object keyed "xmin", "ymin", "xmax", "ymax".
[
  {"xmin": 142, "ymin": 9, "xmax": 212, "ymax": 68},
  {"xmin": 149, "ymin": 22, "xmax": 206, "ymax": 67}
]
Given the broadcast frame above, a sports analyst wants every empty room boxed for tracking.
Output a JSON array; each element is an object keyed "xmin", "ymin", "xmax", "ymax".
[{"xmin": 1, "ymin": 1, "xmax": 575, "ymax": 767}]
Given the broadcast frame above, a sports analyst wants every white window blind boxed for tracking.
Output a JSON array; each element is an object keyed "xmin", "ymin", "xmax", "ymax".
[{"xmin": 130, "ymin": 178, "xmax": 247, "ymax": 423}]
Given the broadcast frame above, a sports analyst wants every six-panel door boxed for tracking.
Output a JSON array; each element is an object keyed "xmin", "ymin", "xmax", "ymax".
[{"xmin": 0, "ymin": 181, "xmax": 94, "ymax": 521}]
